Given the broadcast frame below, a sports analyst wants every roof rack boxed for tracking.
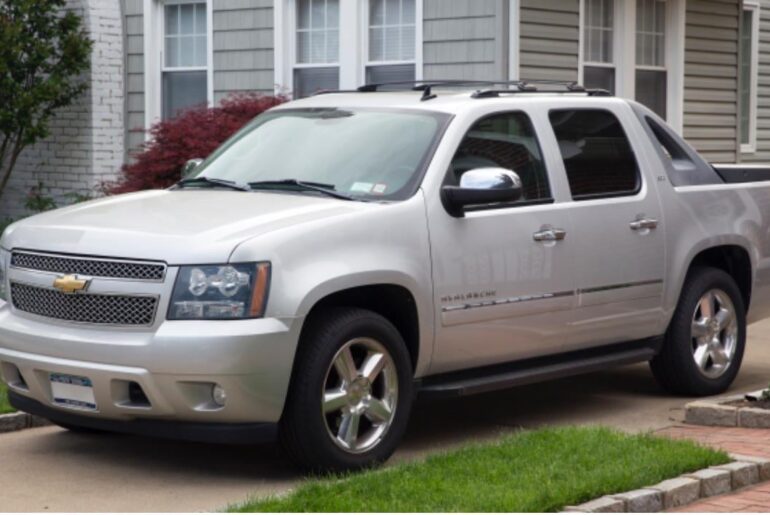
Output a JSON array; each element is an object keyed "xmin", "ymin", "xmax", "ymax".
[{"xmin": 312, "ymin": 79, "xmax": 613, "ymax": 101}]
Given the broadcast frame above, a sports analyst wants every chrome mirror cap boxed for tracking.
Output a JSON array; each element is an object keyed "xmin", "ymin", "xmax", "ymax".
[
  {"xmin": 182, "ymin": 158, "xmax": 204, "ymax": 178},
  {"xmin": 459, "ymin": 168, "xmax": 522, "ymax": 191},
  {"xmin": 442, "ymin": 167, "xmax": 524, "ymax": 218}
]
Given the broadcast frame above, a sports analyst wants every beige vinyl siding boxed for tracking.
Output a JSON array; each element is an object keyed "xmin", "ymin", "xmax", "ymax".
[
  {"xmin": 519, "ymin": 0, "xmax": 579, "ymax": 82},
  {"xmin": 124, "ymin": 0, "xmax": 145, "ymax": 153},
  {"xmin": 743, "ymin": 0, "xmax": 770, "ymax": 162},
  {"xmin": 683, "ymin": 0, "xmax": 740, "ymax": 163},
  {"xmin": 213, "ymin": 0, "xmax": 274, "ymax": 101},
  {"xmin": 422, "ymin": 0, "xmax": 507, "ymax": 80}
]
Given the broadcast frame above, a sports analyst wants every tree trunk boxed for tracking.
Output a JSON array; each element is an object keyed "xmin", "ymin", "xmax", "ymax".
[{"xmin": 0, "ymin": 130, "xmax": 24, "ymax": 200}]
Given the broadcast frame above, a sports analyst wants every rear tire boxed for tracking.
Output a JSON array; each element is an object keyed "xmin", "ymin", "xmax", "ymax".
[
  {"xmin": 650, "ymin": 267, "xmax": 746, "ymax": 396},
  {"xmin": 279, "ymin": 307, "xmax": 414, "ymax": 473}
]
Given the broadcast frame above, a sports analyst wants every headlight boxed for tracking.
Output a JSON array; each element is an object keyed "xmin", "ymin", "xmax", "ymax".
[
  {"xmin": 168, "ymin": 262, "xmax": 270, "ymax": 320},
  {"xmin": 0, "ymin": 249, "xmax": 8, "ymax": 303}
]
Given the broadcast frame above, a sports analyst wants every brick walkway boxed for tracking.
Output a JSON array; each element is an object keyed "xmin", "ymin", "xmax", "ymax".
[{"xmin": 656, "ymin": 425, "xmax": 770, "ymax": 512}]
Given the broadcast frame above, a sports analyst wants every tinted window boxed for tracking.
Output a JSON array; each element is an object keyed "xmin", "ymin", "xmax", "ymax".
[
  {"xmin": 449, "ymin": 112, "xmax": 551, "ymax": 204},
  {"xmin": 549, "ymin": 109, "xmax": 640, "ymax": 200}
]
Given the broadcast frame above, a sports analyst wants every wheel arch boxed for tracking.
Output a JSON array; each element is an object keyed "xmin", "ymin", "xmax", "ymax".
[
  {"xmin": 296, "ymin": 282, "xmax": 424, "ymax": 375},
  {"xmin": 682, "ymin": 244, "xmax": 753, "ymax": 311}
]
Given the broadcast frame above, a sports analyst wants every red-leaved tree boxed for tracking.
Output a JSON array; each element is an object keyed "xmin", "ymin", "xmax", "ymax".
[{"xmin": 105, "ymin": 93, "xmax": 287, "ymax": 194}]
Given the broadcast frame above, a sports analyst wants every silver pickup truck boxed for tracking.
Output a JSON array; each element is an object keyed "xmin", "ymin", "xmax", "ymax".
[{"xmin": 2, "ymin": 81, "xmax": 770, "ymax": 472}]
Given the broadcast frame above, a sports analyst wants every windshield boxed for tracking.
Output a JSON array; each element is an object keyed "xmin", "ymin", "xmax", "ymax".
[{"xmin": 191, "ymin": 108, "xmax": 450, "ymax": 201}]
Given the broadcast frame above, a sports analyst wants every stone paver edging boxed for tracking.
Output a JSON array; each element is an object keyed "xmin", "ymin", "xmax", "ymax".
[
  {"xmin": 685, "ymin": 392, "xmax": 770, "ymax": 428},
  {"xmin": 0, "ymin": 412, "xmax": 50, "ymax": 433},
  {"xmin": 562, "ymin": 454, "xmax": 770, "ymax": 512}
]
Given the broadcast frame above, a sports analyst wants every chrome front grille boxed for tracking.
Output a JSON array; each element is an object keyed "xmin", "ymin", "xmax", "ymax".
[
  {"xmin": 10, "ymin": 283, "xmax": 158, "ymax": 326},
  {"xmin": 11, "ymin": 252, "xmax": 166, "ymax": 281}
]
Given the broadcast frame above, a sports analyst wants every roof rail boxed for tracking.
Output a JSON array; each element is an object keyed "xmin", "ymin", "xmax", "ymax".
[{"xmin": 311, "ymin": 79, "xmax": 613, "ymax": 101}]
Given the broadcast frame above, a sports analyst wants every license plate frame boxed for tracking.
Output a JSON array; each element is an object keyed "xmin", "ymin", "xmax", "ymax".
[{"xmin": 50, "ymin": 373, "xmax": 97, "ymax": 411}]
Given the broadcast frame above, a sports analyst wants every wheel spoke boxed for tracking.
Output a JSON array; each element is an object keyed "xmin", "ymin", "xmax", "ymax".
[
  {"xmin": 338, "ymin": 411, "xmax": 361, "ymax": 447},
  {"xmin": 694, "ymin": 344, "xmax": 710, "ymax": 369},
  {"xmin": 365, "ymin": 398, "xmax": 392, "ymax": 424},
  {"xmin": 692, "ymin": 319, "xmax": 709, "ymax": 339},
  {"xmin": 699, "ymin": 292, "xmax": 715, "ymax": 319},
  {"xmin": 715, "ymin": 308, "xmax": 734, "ymax": 331},
  {"xmin": 323, "ymin": 388, "xmax": 350, "ymax": 413},
  {"xmin": 711, "ymin": 347, "xmax": 730, "ymax": 367},
  {"xmin": 334, "ymin": 347, "xmax": 358, "ymax": 383},
  {"xmin": 361, "ymin": 352, "xmax": 386, "ymax": 382}
]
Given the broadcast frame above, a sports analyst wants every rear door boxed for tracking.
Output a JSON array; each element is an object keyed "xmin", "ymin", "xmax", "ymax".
[{"xmin": 546, "ymin": 107, "xmax": 666, "ymax": 350}]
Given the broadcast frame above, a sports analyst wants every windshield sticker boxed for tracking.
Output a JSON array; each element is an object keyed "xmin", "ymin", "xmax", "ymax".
[
  {"xmin": 350, "ymin": 182, "xmax": 374, "ymax": 193},
  {"xmin": 372, "ymin": 183, "xmax": 388, "ymax": 195}
]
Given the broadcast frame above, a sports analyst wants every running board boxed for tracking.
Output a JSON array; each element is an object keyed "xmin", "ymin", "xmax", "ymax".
[{"xmin": 418, "ymin": 339, "xmax": 661, "ymax": 399}]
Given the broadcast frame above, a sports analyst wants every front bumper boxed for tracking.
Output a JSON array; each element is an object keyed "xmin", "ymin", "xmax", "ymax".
[{"xmin": 0, "ymin": 305, "xmax": 304, "ymax": 426}]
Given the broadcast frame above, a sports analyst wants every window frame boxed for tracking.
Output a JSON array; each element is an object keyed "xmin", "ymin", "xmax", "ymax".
[
  {"xmin": 547, "ymin": 108, "xmax": 643, "ymax": 202},
  {"xmin": 362, "ymin": 0, "xmax": 421, "ymax": 83},
  {"xmin": 290, "ymin": 0, "xmax": 342, "ymax": 98},
  {"xmin": 143, "ymin": 0, "xmax": 214, "ymax": 132},
  {"xmin": 580, "ymin": 0, "xmax": 617, "ymax": 85},
  {"xmin": 445, "ymin": 110, "xmax": 555, "ymax": 213},
  {"xmin": 274, "ymin": 0, "xmax": 423, "ymax": 97},
  {"xmin": 577, "ymin": 0, "xmax": 685, "ymax": 133},
  {"xmin": 741, "ymin": 1, "xmax": 760, "ymax": 154}
]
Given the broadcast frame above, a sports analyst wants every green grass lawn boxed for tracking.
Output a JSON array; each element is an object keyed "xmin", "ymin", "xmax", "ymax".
[
  {"xmin": 230, "ymin": 426, "xmax": 728, "ymax": 513},
  {"xmin": 0, "ymin": 383, "xmax": 14, "ymax": 414}
]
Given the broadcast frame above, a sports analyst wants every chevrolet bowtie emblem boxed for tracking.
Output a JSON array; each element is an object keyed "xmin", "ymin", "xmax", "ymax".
[{"xmin": 53, "ymin": 274, "xmax": 90, "ymax": 294}]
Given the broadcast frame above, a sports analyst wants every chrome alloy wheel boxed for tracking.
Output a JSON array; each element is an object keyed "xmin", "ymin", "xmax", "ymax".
[
  {"xmin": 322, "ymin": 337, "xmax": 398, "ymax": 454},
  {"xmin": 691, "ymin": 289, "xmax": 739, "ymax": 379}
]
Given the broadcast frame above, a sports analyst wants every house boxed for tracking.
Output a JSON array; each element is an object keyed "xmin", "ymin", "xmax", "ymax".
[{"xmin": 0, "ymin": 0, "xmax": 764, "ymax": 218}]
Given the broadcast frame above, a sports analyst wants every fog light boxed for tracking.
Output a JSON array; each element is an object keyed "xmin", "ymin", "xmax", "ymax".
[{"xmin": 212, "ymin": 384, "xmax": 227, "ymax": 407}]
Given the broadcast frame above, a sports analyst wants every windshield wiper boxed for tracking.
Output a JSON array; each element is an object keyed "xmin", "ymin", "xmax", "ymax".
[
  {"xmin": 248, "ymin": 179, "xmax": 357, "ymax": 201},
  {"xmin": 176, "ymin": 176, "xmax": 250, "ymax": 192}
]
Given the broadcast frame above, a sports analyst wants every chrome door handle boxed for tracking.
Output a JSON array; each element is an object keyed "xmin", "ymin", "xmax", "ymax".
[
  {"xmin": 533, "ymin": 227, "xmax": 567, "ymax": 242},
  {"xmin": 629, "ymin": 217, "xmax": 659, "ymax": 231}
]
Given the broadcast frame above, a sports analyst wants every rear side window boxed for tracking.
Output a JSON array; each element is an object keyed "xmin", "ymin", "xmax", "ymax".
[
  {"xmin": 449, "ymin": 112, "xmax": 551, "ymax": 204},
  {"xmin": 549, "ymin": 109, "xmax": 640, "ymax": 200}
]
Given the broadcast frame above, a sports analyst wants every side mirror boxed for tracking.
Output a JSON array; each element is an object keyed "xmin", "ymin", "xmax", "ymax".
[
  {"xmin": 182, "ymin": 158, "xmax": 204, "ymax": 178},
  {"xmin": 441, "ymin": 168, "xmax": 523, "ymax": 217}
]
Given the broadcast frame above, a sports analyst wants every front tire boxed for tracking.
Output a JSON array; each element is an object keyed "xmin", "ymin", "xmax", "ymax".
[
  {"xmin": 651, "ymin": 267, "xmax": 746, "ymax": 396},
  {"xmin": 280, "ymin": 307, "xmax": 414, "ymax": 473}
]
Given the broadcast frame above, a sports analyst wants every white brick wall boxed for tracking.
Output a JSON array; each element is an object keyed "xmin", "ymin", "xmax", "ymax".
[{"xmin": 0, "ymin": 0, "xmax": 125, "ymax": 219}]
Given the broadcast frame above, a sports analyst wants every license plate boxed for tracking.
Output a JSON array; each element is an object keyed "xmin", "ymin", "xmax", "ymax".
[{"xmin": 50, "ymin": 373, "xmax": 97, "ymax": 411}]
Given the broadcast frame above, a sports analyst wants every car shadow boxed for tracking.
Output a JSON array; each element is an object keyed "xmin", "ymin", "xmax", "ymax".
[{"xmin": 33, "ymin": 363, "xmax": 669, "ymax": 480}]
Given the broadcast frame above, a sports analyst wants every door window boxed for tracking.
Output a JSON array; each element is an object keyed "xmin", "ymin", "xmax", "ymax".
[
  {"xmin": 448, "ymin": 112, "xmax": 551, "ymax": 205},
  {"xmin": 549, "ymin": 109, "xmax": 640, "ymax": 200}
]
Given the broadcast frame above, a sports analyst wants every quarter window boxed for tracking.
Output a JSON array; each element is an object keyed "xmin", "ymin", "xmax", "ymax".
[
  {"xmin": 449, "ymin": 113, "xmax": 551, "ymax": 205},
  {"xmin": 366, "ymin": 0, "xmax": 417, "ymax": 84},
  {"xmin": 549, "ymin": 110, "xmax": 640, "ymax": 200},
  {"xmin": 294, "ymin": 0, "xmax": 340, "ymax": 98},
  {"xmin": 162, "ymin": 1, "xmax": 209, "ymax": 120}
]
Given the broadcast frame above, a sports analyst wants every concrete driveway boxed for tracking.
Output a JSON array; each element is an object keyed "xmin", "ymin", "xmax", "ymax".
[{"xmin": 4, "ymin": 320, "xmax": 770, "ymax": 512}]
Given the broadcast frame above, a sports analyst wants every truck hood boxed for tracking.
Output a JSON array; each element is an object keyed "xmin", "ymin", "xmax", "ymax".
[{"xmin": 2, "ymin": 190, "xmax": 367, "ymax": 264}]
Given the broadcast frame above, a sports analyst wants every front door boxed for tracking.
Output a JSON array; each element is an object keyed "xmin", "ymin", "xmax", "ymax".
[{"xmin": 426, "ymin": 111, "xmax": 579, "ymax": 375}]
